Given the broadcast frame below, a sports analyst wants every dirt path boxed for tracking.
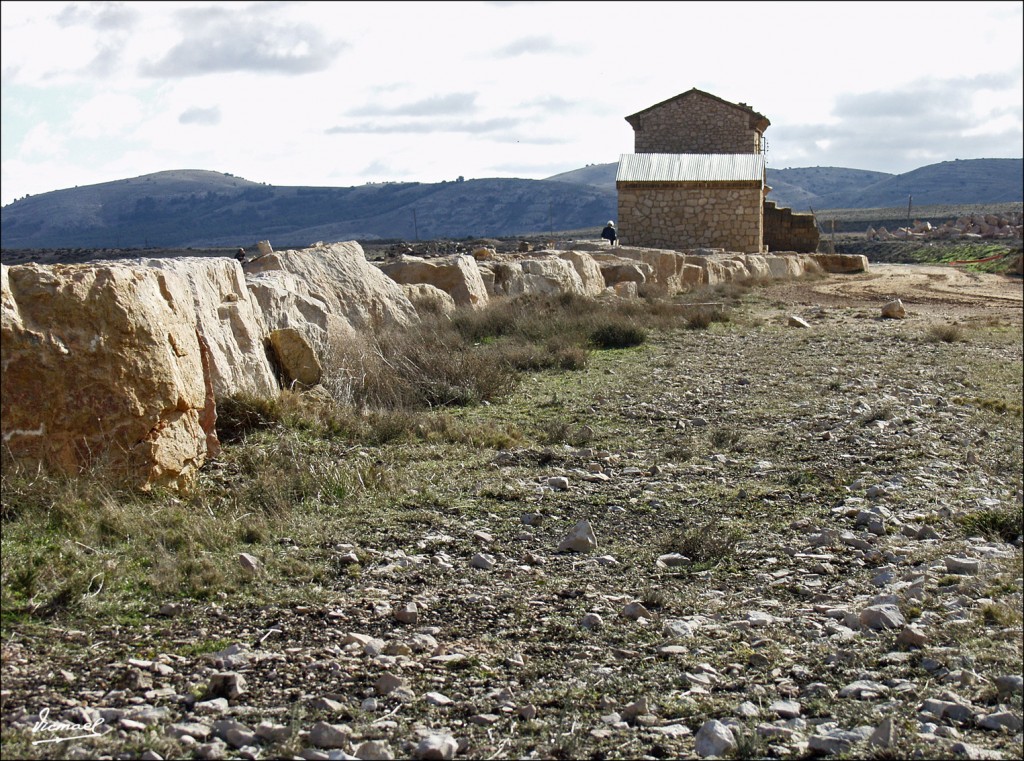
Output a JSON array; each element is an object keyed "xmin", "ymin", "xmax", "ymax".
[{"xmin": 762, "ymin": 263, "xmax": 1023, "ymax": 323}]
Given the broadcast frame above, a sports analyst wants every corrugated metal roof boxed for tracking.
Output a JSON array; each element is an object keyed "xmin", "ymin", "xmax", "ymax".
[{"xmin": 616, "ymin": 153, "xmax": 765, "ymax": 183}]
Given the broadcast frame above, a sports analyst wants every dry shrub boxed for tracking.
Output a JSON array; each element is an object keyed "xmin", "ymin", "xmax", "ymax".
[
  {"xmin": 589, "ymin": 319, "xmax": 647, "ymax": 349},
  {"xmin": 926, "ymin": 323, "xmax": 967, "ymax": 343},
  {"xmin": 324, "ymin": 322, "xmax": 517, "ymax": 409},
  {"xmin": 663, "ymin": 520, "xmax": 747, "ymax": 567},
  {"xmin": 684, "ymin": 305, "xmax": 728, "ymax": 330}
]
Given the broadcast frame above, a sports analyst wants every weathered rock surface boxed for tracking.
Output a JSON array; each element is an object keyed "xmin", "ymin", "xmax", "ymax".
[
  {"xmin": 1, "ymin": 262, "xmax": 217, "ymax": 489},
  {"xmin": 557, "ymin": 251, "xmax": 607, "ymax": 296},
  {"xmin": 268, "ymin": 327, "xmax": 322, "ymax": 388},
  {"xmin": 377, "ymin": 254, "xmax": 489, "ymax": 309},
  {"xmin": 248, "ymin": 241, "xmax": 420, "ymax": 333},
  {"xmin": 139, "ymin": 257, "xmax": 278, "ymax": 399},
  {"xmin": 401, "ymin": 283, "xmax": 457, "ymax": 318}
]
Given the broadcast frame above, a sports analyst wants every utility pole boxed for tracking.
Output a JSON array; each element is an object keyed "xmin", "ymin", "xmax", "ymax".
[
  {"xmin": 907, "ymin": 195, "xmax": 913, "ymax": 227},
  {"xmin": 412, "ymin": 208, "xmax": 418, "ymax": 241}
]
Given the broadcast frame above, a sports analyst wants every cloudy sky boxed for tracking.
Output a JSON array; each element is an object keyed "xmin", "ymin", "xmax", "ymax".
[{"xmin": 2, "ymin": 0, "xmax": 1021, "ymax": 206}]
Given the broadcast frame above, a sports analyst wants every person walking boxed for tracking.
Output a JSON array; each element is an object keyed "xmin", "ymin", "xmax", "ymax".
[{"xmin": 601, "ymin": 220, "xmax": 618, "ymax": 247}]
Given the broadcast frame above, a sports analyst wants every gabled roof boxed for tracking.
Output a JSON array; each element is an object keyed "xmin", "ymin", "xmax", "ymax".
[
  {"xmin": 625, "ymin": 88, "xmax": 770, "ymax": 133},
  {"xmin": 616, "ymin": 153, "xmax": 765, "ymax": 183}
]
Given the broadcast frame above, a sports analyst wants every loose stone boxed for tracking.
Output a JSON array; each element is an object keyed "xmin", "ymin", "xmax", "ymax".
[{"xmin": 694, "ymin": 719, "xmax": 737, "ymax": 757}]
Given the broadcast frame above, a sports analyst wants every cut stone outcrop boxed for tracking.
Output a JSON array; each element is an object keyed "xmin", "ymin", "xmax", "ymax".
[
  {"xmin": 557, "ymin": 251, "xmax": 607, "ymax": 297},
  {"xmin": 137, "ymin": 257, "xmax": 278, "ymax": 400},
  {"xmin": 1, "ymin": 262, "xmax": 217, "ymax": 490},
  {"xmin": 247, "ymin": 241, "xmax": 419, "ymax": 333},
  {"xmin": 246, "ymin": 242, "xmax": 419, "ymax": 375},
  {"xmin": 401, "ymin": 283, "xmax": 457, "ymax": 318},
  {"xmin": 377, "ymin": 253, "xmax": 489, "ymax": 309},
  {"xmin": 269, "ymin": 328, "xmax": 322, "ymax": 388}
]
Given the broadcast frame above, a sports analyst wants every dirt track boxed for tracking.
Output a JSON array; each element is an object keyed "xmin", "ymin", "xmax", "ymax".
[{"xmin": 762, "ymin": 263, "xmax": 1023, "ymax": 323}]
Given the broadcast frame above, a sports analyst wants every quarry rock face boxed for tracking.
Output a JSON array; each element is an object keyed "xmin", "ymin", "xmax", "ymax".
[
  {"xmin": 0, "ymin": 238, "xmax": 874, "ymax": 492},
  {"xmin": 401, "ymin": 283, "xmax": 457, "ymax": 318},
  {"xmin": 810, "ymin": 253, "xmax": 869, "ymax": 274},
  {"xmin": 598, "ymin": 247, "xmax": 700, "ymax": 296},
  {"xmin": 137, "ymin": 257, "xmax": 279, "ymax": 400},
  {"xmin": 1, "ymin": 262, "xmax": 217, "ymax": 490},
  {"xmin": 519, "ymin": 257, "xmax": 586, "ymax": 296},
  {"xmin": 557, "ymin": 251, "xmax": 606, "ymax": 297},
  {"xmin": 377, "ymin": 253, "xmax": 489, "ymax": 309},
  {"xmin": 245, "ymin": 269, "xmax": 352, "ymax": 362},
  {"xmin": 247, "ymin": 242, "xmax": 420, "ymax": 331},
  {"xmin": 269, "ymin": 328, "xmax": 322, "ymax": 388}
]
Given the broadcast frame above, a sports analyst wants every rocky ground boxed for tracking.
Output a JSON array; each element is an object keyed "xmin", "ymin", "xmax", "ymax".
[{"xmin": 1, "ymin": 264, "xmax": 1022, "ymax": 760}]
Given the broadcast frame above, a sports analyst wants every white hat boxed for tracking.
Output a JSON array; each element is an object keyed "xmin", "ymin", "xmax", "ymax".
[{"xmin": 607, "ymin": 221, "xmax": 615, "ymax": 227}]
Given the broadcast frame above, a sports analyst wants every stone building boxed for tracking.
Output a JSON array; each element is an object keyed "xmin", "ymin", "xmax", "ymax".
[{"xmin": 616, "ymin": 88, "xmax": 818, "ymax": 253}]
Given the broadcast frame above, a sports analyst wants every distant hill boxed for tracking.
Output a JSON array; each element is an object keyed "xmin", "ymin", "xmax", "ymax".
[
  {"xmin": 1, "ymin": 170, "xmax": 616, "ymax": 250},
  {"xmin": 830, "ymin": 159, "xmax": 1023, "ymax": 209},
  {"xmin": 764, "ymin": 167, "xmax": 893, "ymax": 210},
  {"xmin": 545, "ymin": 164, "xmax": 618, "ymax": 188},
  {"xmin": 2, "ymin": 158, "xmax": 1020, "ymax": 250},
  {"xmin": 541, "ymin": 158, "xmax": 1023, "ymax": 212}
]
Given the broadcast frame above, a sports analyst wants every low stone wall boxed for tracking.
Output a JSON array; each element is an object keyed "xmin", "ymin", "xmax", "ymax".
[
  {"xmin": 764, "ymin": 200, "xmax": 820, "ymax": 253},
  {"xmin": 1, "ymin": 241, "xmax": 867, "ymax": 490}
]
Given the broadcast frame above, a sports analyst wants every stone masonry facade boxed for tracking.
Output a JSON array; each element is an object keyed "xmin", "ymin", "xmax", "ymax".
[
  {"xmin": 618, "ymin": 182, "xmax": 764, "ymax": 253},
  {"xmin": 625, "ymin": 89, "xmax": 768, "ymax": 155},
  {"xmin": 620, "ymin": 89, "xmax": 772, "ymax": 252}
]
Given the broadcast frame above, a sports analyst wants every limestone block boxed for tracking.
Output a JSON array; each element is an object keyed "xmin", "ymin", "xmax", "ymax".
[
  {"xmin": 269, "ymin": 328, "xmax": 322, "ymax": 388},
  {"xmin": 613, "ymin": 281, "xmax": 638, "ymax": 299},
  {"xmin": 245, "ymin": 270, "xmax": 350, "ymax": 359},
  {"xmin": 247, "ymin": 241, "xmax": 419, "ymax": 331},
  {"xmin": 488, "ymin": 262, "xmax": 526, "ymax": 297},
  {"xmin": 764, "ymin": 255, "xmax": 804, "ymax": 279},
  {"xmin": 599, "ymin": 259, "xmax": 652, "ymax": 287},
  {"xmin": 377, "ymin": 253, "xmax": 489, "ymax": 309},
  {"xmin": 401, "ymin": 283, "xmax": 457, "ymax": 318},
  {"xmin": 520, "ymin": 258, "xmax": 586, "ymax": 296},
  {"xmin": 810, "ymin": 254, "xmax": 869, "ymax": 274},
  {"xmin": 1, "ymin": 262, "xmax": 217, "ymax": 490},
  {"xmin": 742, "ymin": 254, "xmax": 772, "ymax": 280},
  {"xmin": 557, "ymin": 251, "xmax": 605, "ymax": 297},
  {"xmin": 138, "ymin": 257, "xmax": 278, "ymax": 400},
  {"xmin": 720, "ymin": 259, "xmax": 752, "ymax": 282}
]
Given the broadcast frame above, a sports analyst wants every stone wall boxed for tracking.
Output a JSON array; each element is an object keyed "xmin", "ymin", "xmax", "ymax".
[
  {"xmin": 617, "ymin": 182, "xmax": 764, "ymax": 253},
  {"xmin": 763, "ymin": 201, "xmax": 820, "ymax": 253},
  {"xmin": 628, "ymin": 95, "xmax": 763, "ymax": 154}
]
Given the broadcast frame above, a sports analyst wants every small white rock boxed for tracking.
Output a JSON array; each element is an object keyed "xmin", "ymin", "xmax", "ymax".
[
  {"xmin": 694, "ymin": 719, "xmax": 736, "ymax": 757},
  {"xmin": 470, "ymin": 553, "xmax": 496, "ymax": 570},
  {"xmin": 557, "ymin": 520, "xmax": 597, "ymax": 553},
  {"xmin": 413, "ymin": 733, "xmax": 458, "ymax": 761}
]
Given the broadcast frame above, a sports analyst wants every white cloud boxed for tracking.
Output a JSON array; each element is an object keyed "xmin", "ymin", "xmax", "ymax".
[
  {"xmin": 18, "ymin": 122, "xmax": 67, "ymax": 159},
  {"xmin": 70, "ymin": 93, "xmax": 146, "ymax": 138},
  {"xmin": 1, "ymin": 0, "xmax": 1021, "ymax": 205},
  {"xmin": 179, "ymin": 106, "xmax": 222, "ymax": 126}
]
